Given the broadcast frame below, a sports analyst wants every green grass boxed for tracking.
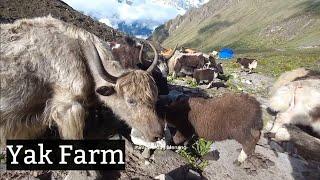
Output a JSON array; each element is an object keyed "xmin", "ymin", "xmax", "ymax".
[
  {"xmin": 161, "ymin": 0, "xmax": 320, "ymax": 52},
  {"xmin": 178, "ymin": 138, "xmax": 213, "ymax": 171},
  {"xmin": 222, "ymin": 50, "xmax": 320, "ymax": 77},
  {"xmin": 186, "ymin": 78, "xmax": 198, "ymax": 88},
  {"xmin": 0, "ymin": 152, "xmax": 5, "ymax": 163},
  {"xmin": 167, "ymin": 75, "xmax": 175, "ymax": 83}
]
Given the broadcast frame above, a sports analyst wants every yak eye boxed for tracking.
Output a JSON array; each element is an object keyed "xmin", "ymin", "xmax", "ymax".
[{"xmin": 127, "ymin": 98, "xmax": 137, "ymax": 106}]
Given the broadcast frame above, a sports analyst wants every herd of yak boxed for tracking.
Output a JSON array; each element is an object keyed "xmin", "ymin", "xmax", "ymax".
[{"xmin": 0, "ymin": 16, "xmax": 319, "ymax": 165}]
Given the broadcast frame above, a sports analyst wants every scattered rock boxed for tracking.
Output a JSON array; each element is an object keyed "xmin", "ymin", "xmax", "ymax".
[
  {"xmin": 142, "ymin": 148, "xmax": 151, "ymax": 159},
  {"xmin": 187, "ymin": 169, "xmax": 202, "ymax": 180},
  {"xmin": 32, "ymin": 171, "xmax": 38, "ymax": 177},
  {"xmin": 154, "ymin": 174, "xmax": 175, "ymax": 180},
  {"xmin": 269, "ymin": 141, "xmax": 284, "ymax": 153},
  {"xmin": 64, "ymin": 170, "xmax": 100, "ymax": 180},
  {"xmin": 144, "ymin": 160, "xmax": 151, "ymax": 166}
]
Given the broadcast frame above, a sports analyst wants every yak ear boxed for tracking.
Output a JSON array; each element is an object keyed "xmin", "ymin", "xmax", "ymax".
[{"xmin": 96, "ymin": 86, "xmax": 115, "ymax": 96}]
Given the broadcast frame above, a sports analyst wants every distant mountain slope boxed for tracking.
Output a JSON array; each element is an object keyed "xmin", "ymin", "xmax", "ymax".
[{"xmin": 152, "ymin": 0, "xmax": 320, "ymax": 52}]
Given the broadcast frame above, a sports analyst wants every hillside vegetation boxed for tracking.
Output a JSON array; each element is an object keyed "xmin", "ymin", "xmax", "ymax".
[
  {"xmin": 153, "ymin": 0, "xmax": 320, "ymax": 52},
  {"xmin": 151, "ymin": 0, "xmax": 320, "ymax": 77}
]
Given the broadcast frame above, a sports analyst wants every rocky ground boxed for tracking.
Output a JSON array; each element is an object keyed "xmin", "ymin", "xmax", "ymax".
[
  {"xmin": 1, "ymin": 0, "xmax": 319, "ymax": 179},
  {"xmin": 1, "ymin": 69, "xmax": 320, "ymax": 180}
]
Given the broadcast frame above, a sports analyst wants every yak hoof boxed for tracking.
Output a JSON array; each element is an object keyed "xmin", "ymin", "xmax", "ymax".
[
  {"xmin": 237, "ymin": 149, "xmax": 248, "ymax": 163},
  {"xmin": 238, "ymin": 153, "xmax": 275, "ymax": 175}
]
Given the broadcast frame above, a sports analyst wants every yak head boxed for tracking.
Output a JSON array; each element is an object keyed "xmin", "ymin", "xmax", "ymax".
[{"xmin": 85, "ymin": 40, "xmax": 164, "ymax": 141}]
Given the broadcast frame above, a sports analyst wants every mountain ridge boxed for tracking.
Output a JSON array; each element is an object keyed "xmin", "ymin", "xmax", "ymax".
[{"xmin": 152, "ymin": 0, "xmax": 320, "ymax": 52}]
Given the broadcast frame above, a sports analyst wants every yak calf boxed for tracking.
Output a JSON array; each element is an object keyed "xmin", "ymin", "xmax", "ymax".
[
  {"xmin": 159, "ymin": 93, "xmax": 263, "ymax": 163},
  {"xmin": 193, "ymin": 68, "xmax": 218, "ymax": 85},
  {"xmin": 236, "ymin": 58, "xmax": 258, "ymax": 73}
]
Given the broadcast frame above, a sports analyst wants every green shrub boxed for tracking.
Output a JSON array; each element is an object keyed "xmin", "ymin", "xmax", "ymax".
[{"xmin": 178, "ymin": 138, "xmax": 213, "ymax": 171}]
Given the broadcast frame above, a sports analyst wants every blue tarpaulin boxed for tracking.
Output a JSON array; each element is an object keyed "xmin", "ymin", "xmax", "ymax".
[{"xmin": 218, "ymin": 48, "xmax": 234, "ymax": 59}]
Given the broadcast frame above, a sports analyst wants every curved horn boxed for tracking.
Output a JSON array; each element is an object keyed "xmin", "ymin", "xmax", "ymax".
[
  {"xmin": 146, "ymin": 42, "xmax": 158, "ymax": 72},
  {"xmin": 87, "ymin": 40, "xmax": 118, "ymax": 84},
  {"xmin": 164, "ymin": 44, "xmax": 178, "ymax": 60},
  {"xmin": 138, "ymin": 43, "xmax": 144, "ymax": 64}
]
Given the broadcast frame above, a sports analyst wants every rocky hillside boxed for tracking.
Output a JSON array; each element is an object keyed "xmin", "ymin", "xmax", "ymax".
[
  {"xmin": 0, "ymin": 0, "xmax": 124, "ymax": 42},
  {"xmin": 152, "ymin": 0, "xmax": 320, "ymax": 52}
]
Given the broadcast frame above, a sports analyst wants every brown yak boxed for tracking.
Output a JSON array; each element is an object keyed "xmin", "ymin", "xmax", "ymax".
[{"xmin": 158, "ymin": 93, "xmax": 263, "ymax": 163}]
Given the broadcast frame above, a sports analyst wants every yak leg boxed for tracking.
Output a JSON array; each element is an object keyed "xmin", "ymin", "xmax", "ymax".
[
  {"xmin": 172, "ymin": 61, "xmax": 182, "ymax": 78},
  {"xmin": 207, "ymin": 81, "xmax": 214, "ymax": 89},
  {"xmin": 172, "ymin": 72, "xmax": 177, "ymax": 78},
  {"xmin": 49, "ymin": 93, "xmax": 86, "ymax": 139},
  {"xmin": 238, "ymin": 129, "xmax": 260, "ymax": 163}
]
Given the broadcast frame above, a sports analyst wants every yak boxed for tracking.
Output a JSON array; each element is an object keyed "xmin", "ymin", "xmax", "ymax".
[
  {"xmin": 267, "ymin": 68, "xmax": 320, "ymax": 141},
  {"xmin": 157, "ymin": 93, "xmax": 263, "ymax": 163},
  {"xmin": 108, "ymin": 37, "xmax": 176, "ymax": 95},
  {"xmin": 0, "ymin": 16, "xmax": 164, "ymax": 145}
]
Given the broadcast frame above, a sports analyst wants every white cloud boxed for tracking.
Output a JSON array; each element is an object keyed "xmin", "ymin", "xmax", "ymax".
[
  {"xmin": 99, "ymin": 18, "xmax": 113, "ymax": 27},
  {"xmin": 135, "ymin": 35, "xmax": 149, "ymax": 39},
  {"xmin": 63, "ymin": 0, "xmax": 185, "ymax": 25}
]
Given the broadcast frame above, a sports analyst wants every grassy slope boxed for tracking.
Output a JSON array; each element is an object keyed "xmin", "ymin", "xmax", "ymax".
[
  {"xmin": 161, "ymin": 0, "xmax": 320, "ymax": 76},
  {"xmin": 163, "ymin": 0, "xmax": 320, "ymax": 52},
  {"xmin": 223, "ymin": 50, "xmax": 320, "ymax": 77}
]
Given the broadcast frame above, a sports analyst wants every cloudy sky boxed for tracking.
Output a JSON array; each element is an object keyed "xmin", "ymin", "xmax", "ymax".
[{"xmin": 62, "ymin": 0, "xmax": 185, "ymax": 29}]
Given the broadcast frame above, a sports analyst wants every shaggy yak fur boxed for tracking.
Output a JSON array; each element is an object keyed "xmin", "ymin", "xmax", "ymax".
[
  {"xmin": 108, "ymin": 36, "xmax": 169, "ymax": 95},
  {"xmin": 270, "ymin": 68, "xmax": 320, "ymax": 95},
  {"xmin": 108, "ymin": 36, "xmax": 144, "ymax": 69},
  {"xmin": 158, "ymin": 93, "xmax": 263, "ymax": 162},
  {"xmin": 193, "ymin": 68, "xmax": 218, "ymax": 84},
  {"xmin": 236, "ymin": 58, "xmax": 258, "ymax": 72},
  {"xmin": 0, "ymin": 16, "xmax": 164, "ymax": 145},
  {"xmin": 267, "ymin": 68, "xmax": 320, "ymax": 140},
  {"xmin": 168, "ymin": 52, "xmax": 208, "ymax": 77}
]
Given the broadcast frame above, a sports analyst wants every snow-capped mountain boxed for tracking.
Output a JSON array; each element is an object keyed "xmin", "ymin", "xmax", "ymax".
[
  {"xmin": 63, "ymin": 0, "xmax": 209, "ymax": 38},
  {"xmin": 153, "ymin": 0, "xmax": 210, "ymax": 10}
]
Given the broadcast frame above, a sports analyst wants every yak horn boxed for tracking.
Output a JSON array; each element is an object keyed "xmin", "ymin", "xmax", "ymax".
[
  {"xmin": 88, "ymin": 40, "xmax": 118, "ymax": 84},
  {"xmin": 146, "ymin": 42, "xmax": 158, "ymax": 72},
  {"xmin": 164, "ymin": 44, "xmax": 178, "ymax": 60},
  {"xmin": 138, "ymin": 43, "xmax": 144, "ymax": 64}
]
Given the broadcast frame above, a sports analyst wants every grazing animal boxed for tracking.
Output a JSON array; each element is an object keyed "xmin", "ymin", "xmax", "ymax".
[
  {"xmin": 203, "ymin": 55, "xmax": 216, "ymax": 67},
  {"xmin": 158, "ymin": 44, "xmax": 178, "ymax": 77},
  {"xmin": 267, "ymin": 69, "xmax": 320, "ymax": 140},
  {"xmin": 158, "ymin": 93, "xmax": 263, "ymax": 163},
  {"xmin": 212, "ymin": 62, "xmax": 224, "ymax": 74},
  {"xmin": 108, "ymin": 36, "xmax": 169, "ymax": 95},
  {"xmin": 160, "ymin": 44, "xmax": 178, "ymax": 60},
  {"xmin": 108, "ymin": 36, "xmax": 144, "ymax": 69},
  {"xmin": 193, "ymin": 68, "xmax": 218, "ymax": 84},
  {"xmin": 0, "ymin": 16, "xmax": 164, "ymax": 144},
  {"xmin": 210, "ymin": 50, "xmax": 218, "ymax": 58},
  {"xmin": 236, "ymin": 58, "xmax": 258, "ymax": 73},
  {"xmin": 180, "ymin": 47, "xmax": 198, "ymax": 54},
  {"xmin": 168, "ymin": 52, "xmax": 207, "ymax": 78}
]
